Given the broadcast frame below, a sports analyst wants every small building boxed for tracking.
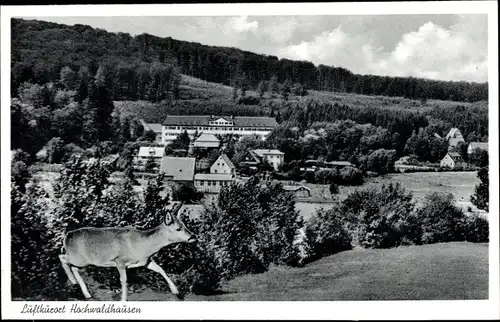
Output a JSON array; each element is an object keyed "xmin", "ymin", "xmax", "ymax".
[
  {"xmin": 194, "ymin": 173, "xmax": 234, "ymax": 193},
  {"xmin": 194, "ymin": 133, "xmax": 220, "ymax": 149},
  {"xmin": 140, "ymin": 120, "xmax": 163, "ymax": 144},
  {"xmin": 210, "ymin": 154, "xmax": 236, "ymax": 175},
  {"xmin": 283, "ymin": 185, "xmax": 311, "ymax": 198},
  {"xmin": 467, "ymin": 142, "xmax": 488, "ymax": 155},
  {"xmin": 445, "ymin": 128, "xmax": 465, "ymax": 148},
  {"xmin": 440, "ymin": 152, "xmax": 466, "ymax": 169},
  {"xmin": 159, "ymin": 156, "xmax": 196, "ymax": 182},
  {"xmin": 251, "ymin": 149, "xmax": 285, "ymax": 171},
  {"xmin": 137, "ymin": 147, "xmax": 165, "ymax": 164},
  {"xmin": 194, "ymin": 154, "xmax": 236, "ymax": 193}
]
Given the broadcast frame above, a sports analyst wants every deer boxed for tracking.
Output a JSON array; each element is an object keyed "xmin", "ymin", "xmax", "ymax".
[{"xmin": 58, "ymin": 202, "xmax": 196, "ymax": 301}]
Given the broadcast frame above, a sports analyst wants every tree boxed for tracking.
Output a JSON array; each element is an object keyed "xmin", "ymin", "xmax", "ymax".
[
  {"xmin": 145, "ymin": 156, "xmax": 157, "ymax": 173},
  {"xmin": 418, "ymin": 192, "xmax": 465, "ymax": 244},
  {"xmin": 60, "ymin": 66, "xmax": 78, "ymax": 90},
  {"xmin": 143, "ymin": 130, "xmax": 157, "ymax": 142},
  {"xmin": 120, "ymin": 117, "xmax": 132, "ymax": 143},
  {"xmin": 12, "ymin": 161, "xmax": 32, "ymax": 192},
  {"xmin": 256, "ymin": 80, "xmax": 266, "ymax": 99},
  {"xmin": 172, "ymin": 183, "xmax": 203, "ymax": 203},
  {"xmin": 281, "ymin": 78, "xmax": 292, "ymax": 101},
  {"xmin": 365, "ymin": 149, "xmax": 397, "ymax": 174},
  {"xmin": 469, "ymin": 148, "xmax": 488, "ymax": 167},
  {"xmin": 268, "ymin": 75, "xmax": 278, "ymax": 98},
  {"xmin": 329, "ymin": 183, "xmax": 339, "ymax": 196},
  {"xmin": 170, "ymin": 130, "xmax": 190, "ymax": 150},
  {"xmin": 471, "ymin": 167, "xmax": 489, "ymax": 211}
]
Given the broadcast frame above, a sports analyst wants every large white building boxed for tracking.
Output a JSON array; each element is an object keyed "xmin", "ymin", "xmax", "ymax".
[{"xmin": 162, "ymin": 115, "xmax": 278, "ymax": 145}]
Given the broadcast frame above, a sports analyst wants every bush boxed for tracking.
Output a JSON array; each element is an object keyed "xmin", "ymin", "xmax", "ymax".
[
  {"xmin": 460, "ymin": 215, "xmax": 489, "ymax": 243},
  {"xmin": 305, "ymin": 206, "xmax": 352, "ymax": 262},
  {"xmin": 338, "ymin": 166, "xmax": 364, "ymax": 185},
  {"xmin": 12, "ymin": 161, "xmax": 31, "ymax": 192},
  {"xmin": 341, "ymin": 183, "xmax": 420, "ymax": 248},
  {"xmin": 417, "ymin": 192, "xmax": 465, "ymax": 244},
  {"xmin": 11, "ymin": 181, "xmax": 68, "ymax": 299}
]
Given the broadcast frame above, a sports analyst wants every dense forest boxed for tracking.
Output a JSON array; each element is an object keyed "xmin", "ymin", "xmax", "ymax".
[{"xmin": 12, "ymin": 18, "xmax": 487, "ymax": 103}]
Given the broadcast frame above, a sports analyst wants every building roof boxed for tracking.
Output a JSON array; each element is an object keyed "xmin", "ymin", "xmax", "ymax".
[
  {"xmin": 252, "ymin": 149, "xmax": 285, "ymax": 157},
  {"xmin": 163, "ymin": 115, "xmax": 278, "ymax": 128},
  {"xmin": 448, "ymin": 137, "xmax": 465, "ymax": 147},
  {"xmin": 138, "ymin": 147, "xmax": 165, "ymax": 158},
  {"xmin": 446, "ymin": 128, "xmax": 462, "ymax": 140},
  {"xmin": 283, "ymin": 185, "xmax": 311, "ymax": 192},
  {"xmin": 140, "ymin": 120, "xmax": 163, "ymax": 133},
  {"xmin": 194, "ymin": 173, "xmax": 234, "ymax": 181},
  {"xmin": 468, "ymin": 142, "xmax": 488, "ymax": 152},
  {"xmin": 446, "ymin": 152, "xmax": 465, "ymax": 162},
  {"xmin": 195, "ymin": 133, "xmax": 220, "ymax": 143},
  {"xmin": 159, "ymin": 157, "xmax": 196, "ymax": 181},
  {"xmin": 219, "ymin": 154, "xmax": 235, "ymax": 169},
  {"xmin": 325, "ymin": 161, "xmax": 353, "ymax": 167}
]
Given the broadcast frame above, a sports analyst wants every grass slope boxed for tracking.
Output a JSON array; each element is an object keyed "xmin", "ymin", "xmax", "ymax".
[{"xmin": 86, "ymin": 242, "xmax": 487, "ymax": 301}]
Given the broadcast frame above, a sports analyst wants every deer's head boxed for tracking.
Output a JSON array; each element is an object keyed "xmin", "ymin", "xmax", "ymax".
[{"xmin": 163, "ymin": 202, "xmax": 197, "ymax": 244}]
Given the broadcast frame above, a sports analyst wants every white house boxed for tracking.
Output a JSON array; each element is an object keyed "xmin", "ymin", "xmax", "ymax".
[
  {"xmin": 440, "ymin": 152, "xmax": 466, "ymax": 169},
  {"xmin": 210, "ymin": 154, "xmax": 236, "ymax": 175},
  {"xmin": 467, "ymin": 142, "xmax": 488, "ymax": 155},
  {"xmin": 194, "ymin": 154, "xmax": 236, "ymax": 193},
  {"xmin": 161, "ymin": 115, "xmax": 278, "ymax": 145},
  {"xmin": 445, "ymin": 128, "xmax": 465, "ymax": 149},
  {"xmin": 136, "ymin": 147, "xmax": 165, "ymax": 165},
  {"xmin": 252, "ymin": 149, "xmax": 285, "ymax": 171}
]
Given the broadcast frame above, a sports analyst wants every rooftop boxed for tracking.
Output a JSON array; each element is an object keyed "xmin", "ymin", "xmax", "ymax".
[
  {"xmin": 159, "ymin": 157, "xmax": 196, "ymax": 181},
  {"xmin": 138, "ymin": 147, "xmax": 165, "ymax": 158},
  {"xmin": 140, "ymin": 120, "xmax": 163, "ymax": 133},
  {"xmin": 219, "ymin": 154, "xmax": 235, "ymax": 169},
  {"xmin": 468, "ymin": 142, "xmax": 488, "ymax": 152},
  {"xmin": 283, "ymin": 185, "xmax": 311, "ymax": 192},
  {"xmin": 194, "ymin": 173, "xmax": 234, "ymax": 181},
  {"xmin": 252, "ymin": 149, "xmax": 285, "ymax": 157},
  {"xmin": 163, "ymin": 115, "xmax": 278, "ymax": 128},
  {"xmin": 195, "ymin": 133, "xmax": 220, "ymax": 143}
]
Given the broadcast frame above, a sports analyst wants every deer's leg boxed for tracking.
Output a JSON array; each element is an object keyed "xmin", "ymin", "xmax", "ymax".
[
  {"xmin": 71, "ymin": 266, "xmax": 92, "ymax": 299},
  {"xmin": 146, "ymin": 260, "xmax": 180, "ymax": 298},
  {"xmin": 59, "ymin": 254, "xmax": 77, "ymax": 285},
  {"xmin": 116, "ymin": 263, "xmax": 128, "ymax": 302}
]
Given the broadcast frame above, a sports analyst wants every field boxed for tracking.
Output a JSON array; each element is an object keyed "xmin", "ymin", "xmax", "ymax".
[
  {"xmin": 84, "ymin": 242, "xmax": 488, "ymax": 301},
  {"xmin": 296, "ymin": 171, "xmax": 481, "ymax": 220}
]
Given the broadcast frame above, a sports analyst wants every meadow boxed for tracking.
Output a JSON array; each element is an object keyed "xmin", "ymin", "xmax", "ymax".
[
  {"xmin": 296, "ymin": 171, "xmax": 480, "ymax": 220},
  {"xmin": 83, "ymin": 242, "xmax": 488, "ymax": 301}
]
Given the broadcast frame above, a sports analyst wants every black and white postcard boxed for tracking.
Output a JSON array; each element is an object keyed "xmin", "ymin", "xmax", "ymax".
[{"xmin": 1, "ymin": 2, "xmax": 498, "ymax": 320}]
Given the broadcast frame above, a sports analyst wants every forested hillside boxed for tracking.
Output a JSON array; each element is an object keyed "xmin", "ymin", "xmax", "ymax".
[{"xmin": 12, "ymin": 18, "xmax": 487, "ymax": 102}]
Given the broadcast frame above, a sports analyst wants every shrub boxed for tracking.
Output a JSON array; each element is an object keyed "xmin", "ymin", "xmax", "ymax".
[
  {"xmin": 12, "ymin": 161, "xmax": 31, "ymax": 192},
  {"xmin": 460, "ymin": 215, "xmax": 489, "ymax": 243},
  {"xmin": 341, "ymin": 183, "xmax": 420, "ymax": 248},
  {"xmin": 417, "ymin": 192, "xmax": 465, "ymax": 244},
  {"xmin": 338, "ymin": 166, "xmax": 364, "ymax": 185},
  {"xmin": 315, "ymin": 168, "xmax": 339, "ymax": 184},
  {"xmin": 471, "ymin": 167, "xmax": 489, "ymax": 211},
  {"xmin": 329, "ymin": 183, "xmax": 339, "ymax": 196},
  {"xmin": 11, "ymin": 181, "xmax": 68, "ymax": 299},
  {"xmin": 305, "ymin": 205, "xmax": 352, "ymax": 262}
]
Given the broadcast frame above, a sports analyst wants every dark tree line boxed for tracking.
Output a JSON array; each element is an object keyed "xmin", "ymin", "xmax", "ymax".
[{"xmin": 12, "ymin": 18, "xmax": 487, "ymax": 103}]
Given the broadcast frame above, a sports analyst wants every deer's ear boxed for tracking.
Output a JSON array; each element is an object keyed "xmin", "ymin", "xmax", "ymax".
[{"xmin": 164, "ymin": 213, "xmax": 173, "ymax": 225}]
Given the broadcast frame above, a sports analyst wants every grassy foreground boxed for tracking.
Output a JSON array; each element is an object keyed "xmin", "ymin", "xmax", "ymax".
[{"xmin": 87, "ymin": 242, "xmax": 488, "ymax": 301}]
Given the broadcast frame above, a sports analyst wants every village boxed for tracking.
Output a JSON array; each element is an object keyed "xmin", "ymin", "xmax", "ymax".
[{"xmin": 108, "ymin": 116, "xmax": 489, "ymax": 203}]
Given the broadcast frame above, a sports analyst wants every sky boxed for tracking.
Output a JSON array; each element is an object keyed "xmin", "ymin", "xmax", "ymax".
[{"xmin": 37, "ymin": 15, "xmax": 488, "ymax": 83}]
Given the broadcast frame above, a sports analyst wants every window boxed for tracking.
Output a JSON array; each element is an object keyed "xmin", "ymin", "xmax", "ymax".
[{"xmin": 214, "ymin": 169, "xmax": 218, "ymax": 173}]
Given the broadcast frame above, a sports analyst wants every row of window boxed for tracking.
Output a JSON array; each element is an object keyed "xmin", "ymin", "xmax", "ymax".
[
  {"xmin": 164, "ymin": 126, "xmax": 271, "ymax": 132},
  {"xmin": 209, "ymin": 121, "xmax": 233, "ymax": 126},
  {"xmin": 195, "ymin": 180, "xmax": 231, "ymax": 187}
]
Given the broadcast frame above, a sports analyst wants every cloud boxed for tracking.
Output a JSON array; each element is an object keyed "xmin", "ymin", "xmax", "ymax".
[
  {"xmin": 225, "ymin": 16, "xmax": 258, "ymax": 33},
  {"xmin": 277, "ymin": 16, "xmax": 487, "ymax": 82}
]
